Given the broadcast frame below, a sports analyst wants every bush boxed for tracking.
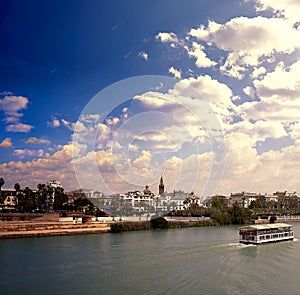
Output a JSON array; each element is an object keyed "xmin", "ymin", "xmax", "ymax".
[
  {"xmin": 111, "ymin": 223, "xmax": 123, "ymax": 233},
  {"xmin": 270, "ymin": 215, "xmax": 277, "ymax": 223},
  {"xmin": 150, "ymin": 216, "xmax": 169, "ymax": 229},
  {"xmin": 211, "ymin": 212, "xmax": 232, "ymax": 225}
]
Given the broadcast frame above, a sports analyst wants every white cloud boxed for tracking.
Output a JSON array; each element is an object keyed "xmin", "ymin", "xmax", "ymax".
[
  {"xmin": 243, "ymin": 86, "xmax": 256, "ymax": 99},
  {"xmin": 255, "ymin": 0, "xmax": 300, "ymax": 24},
  {"xmin": 155, "ymin": 32, "xmax": 180, "ymax": 44},
  {"xmin": 0, "ymin": 95, "xmax": 28, "ymax": 120},
  {"xmin": 0, "ymin": 95, "xmax": 33, "ymax": 131},
  {"xmin": 189, "ymin": 16, "xmax": 300, "ymax": 78},
  {"xmin": 0, "ymin": 138, "xmax": 13, "ymax": 148},
  {"xmin": 240, "ymin": 60, "xmax": 300, "ymax": 122},
  {"xmin": 138, "ymin": 51, "xmax": 149, "ymax": 60},
  {"xmin": 13, "ymin": 149, "xmax": 47, "ymax": 159},
  {"xmin": 289, "ymin": 122, "xmax": 300, "ymax": 139},
  {"xmin": 251, "ymin": 66, "xmax": 267, "ymax": 79},
  {"xmin": 185, "ymin": 42, "xmax": 217, "ymax": 68},
  {"xmin": 24, "ymin": 137, "xmax": 51, "ymax": 145},
  {"xmin": 254, "ymin": 61, "xmax": 300, "ymax": 100},
  {"xmin": 168, "ymin": 66, "xmax": 181, "ymax": 79},
  {"xmin": 169, "ymin": 75, "xmax": 235, "ymax": 124},
  {"xmin": 0, "ymin": 144, "xmax": 79, "ymax": 189},
  {"xmin": 229, "ymin": 120, "xmax": 287, "ymax": 142},
  {"xmin": 48, "ymin": 118, "xmax": 61, "ymax": 128},
  {"xmin": 6, "ymin": 123, "xmax": 33, "ymax": 133}
]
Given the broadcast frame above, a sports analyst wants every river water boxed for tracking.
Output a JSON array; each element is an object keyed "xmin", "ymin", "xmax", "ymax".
[{"xmin": 1, "ymin": 223, "xmax": 300, "ymax": 295}]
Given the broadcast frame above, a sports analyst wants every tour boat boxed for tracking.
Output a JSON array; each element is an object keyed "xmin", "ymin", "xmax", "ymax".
[{"xmin": 239, "ymin": 223, "xmax": 294, "ymax": 244}]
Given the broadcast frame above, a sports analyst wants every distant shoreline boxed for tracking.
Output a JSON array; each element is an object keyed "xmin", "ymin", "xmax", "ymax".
[{"xmin": 1, "ymin": 217, "xmax": 300, "ymax": 239}]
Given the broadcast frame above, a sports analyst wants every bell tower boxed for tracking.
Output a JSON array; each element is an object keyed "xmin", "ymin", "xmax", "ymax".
[{"xmin": 159, "ymin": 175, "xmax": 165, "ymax": 195}]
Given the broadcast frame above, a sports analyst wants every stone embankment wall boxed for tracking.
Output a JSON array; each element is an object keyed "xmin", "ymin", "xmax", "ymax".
[
  {"xmin": 255, "ymin": 215, "xmax": 300, "ymax": 224},
  {"xmin": 0, "ymin": 213, "xmax": 59, "ymax": 222}
]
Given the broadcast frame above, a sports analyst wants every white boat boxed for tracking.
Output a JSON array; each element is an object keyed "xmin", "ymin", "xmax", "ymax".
[{"xmin": 239, "ymin": 223, "xmax": 294, "ymax": 244}]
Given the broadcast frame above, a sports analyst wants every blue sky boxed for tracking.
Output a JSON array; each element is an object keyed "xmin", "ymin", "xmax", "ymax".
[
  {"xmin": 1, "ymin": 0, "xmax": 300, "ymax": 195},
  {"xmin": 0, "ymin": 0, "xmax": 242, "ymax": 153}
]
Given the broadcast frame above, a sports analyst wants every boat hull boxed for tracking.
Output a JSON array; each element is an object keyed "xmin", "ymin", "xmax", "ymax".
[
  {"xmin": 239, "ymin": 223, "xmax": 294, "ymax": 245},
  {"xmin": 240, "ymin": 236, "xmax": 294, "ymax": 245}
]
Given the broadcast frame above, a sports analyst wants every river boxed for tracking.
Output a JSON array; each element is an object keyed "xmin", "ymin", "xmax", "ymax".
[{"xmin": 1, "ymin": 223, "xmax": 300, "ymax": 295}]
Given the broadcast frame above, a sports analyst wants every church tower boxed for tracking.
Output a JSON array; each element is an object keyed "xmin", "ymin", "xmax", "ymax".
[{"xmin": 159, "ymin": 175, "xmax": 165, "ymax": 195}]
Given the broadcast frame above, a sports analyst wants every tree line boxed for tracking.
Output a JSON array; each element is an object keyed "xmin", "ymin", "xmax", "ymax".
[{"xmin": 0, "ymin": 178, "xmax": 97, "ymax": 214}]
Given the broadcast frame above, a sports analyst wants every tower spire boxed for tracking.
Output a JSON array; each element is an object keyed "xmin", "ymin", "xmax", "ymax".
[{"xmin": 159, "ymin": 175, "xmax": 165, "ymax": 195}]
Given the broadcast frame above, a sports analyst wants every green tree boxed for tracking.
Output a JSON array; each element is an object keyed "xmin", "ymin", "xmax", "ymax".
[
  {"xmin": 37, "ymin": 183, "xmax": 48, "ymax": 210},
  {"xmin": 22, "ymin": 187, "xmax": 36, "ymax": 212},
  {"xmin": 270, "ymin": 215, "xmax": 277, "ymax": 223},
  {"xmin": 211, "ymin": 212, "xmax": 232, "ymax": 225},
  {"xmin": 150, "ymin": 216, "xmax": 169, "ymax": 229},
  {"xmin": 211, "ymin": 199, "xmax": 223, "ymax": 210},
  {"xmin": 74, "ymin": 196, "xmax": 95, "ymax": 214},
  {"xmin": 53, "ymin": 187, "xmax": 68, "ymax": 211}
]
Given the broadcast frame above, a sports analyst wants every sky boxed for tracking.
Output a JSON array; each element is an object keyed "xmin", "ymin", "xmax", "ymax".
[{"xmin": 0, "ymin": 0, "xmax": 300, "ymax": 196}]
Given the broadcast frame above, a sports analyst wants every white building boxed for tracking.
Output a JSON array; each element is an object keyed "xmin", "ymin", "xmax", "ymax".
[{"xmin": 45, "ymin": 180, "xmax": 63, "ymax": 210}]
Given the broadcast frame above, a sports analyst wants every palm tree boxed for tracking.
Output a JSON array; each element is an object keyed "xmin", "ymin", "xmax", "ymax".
[
  {"xmin": 0, "ymin": 178, "xmax": 4, "ymax": 189},
  {"xmin": 0, "ymin": 177, "xmax": 5, "ymax": 204},
  {"xmin": 14, "ymin": 183, "xmax": 20, "ymax": 192},
  {"xmin": 14, "ymin": 183, "xmax": 21, "ymax": 209}
]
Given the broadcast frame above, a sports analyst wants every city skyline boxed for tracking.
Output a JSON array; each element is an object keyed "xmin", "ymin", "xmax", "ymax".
[{"xmin": 0, "ymin": 1, "xmax": 300, "ymax": 195}]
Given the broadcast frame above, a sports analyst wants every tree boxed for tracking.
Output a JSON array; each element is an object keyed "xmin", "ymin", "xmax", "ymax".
[
  {"xmin": 74, "ymin": 196, "xmax": 95, "ymax": 214},
  {"xmin": 270, "ymin": 215, "xmax": 277, "ymax": 223},
  {"xmin": 14, "ymin": 183, "xmax": 21, "ymax": 210},
  {"xmin": 211, "ymin": 199, "xmax": 223, "ymax": 210},
  {"xmin": 37, "ymin": 183, "xmax": 48, "ymax": 211},
  {"xmin": 0, "ymin": 177, "xmax": 5, "ymax": 204},
  {"xmin": 53, "ymin": 187, "xmax": 68, "ymax": 211},
  {"xmin": 22, "ymin": 187, "xmax": 36, "ymax": 212},
  {"xmin": 0, "ymin": 177, "xmax": 5, "ymax": 189},
  {"xmin": 14, "ymin": 183, "xmax": 20, "ymax": 192}
]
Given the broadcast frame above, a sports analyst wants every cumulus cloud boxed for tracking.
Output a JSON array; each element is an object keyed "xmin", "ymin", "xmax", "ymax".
[
  {"xmin": 228, "ymin": 120, "xmax": 287, "ymax": 143},
  {"xmin": 0, "ymin": 95, "xmax": 33, "ymax": 132},
  {"xmin": 155, "ymin": 32, "xmax": 181, "ymax": 44},
  {"xmin": 0, "ymin": 95, "xmax": 28, "ymax": 122},
  {"xmin": 251, "ymin": 66, "xmax": 267, "ymax": 79},
  {"xmin": 189, "ymin": 16, "xmax": 300, "ymax": 78},
  {"xmin": 240, "ymin": 60, "xmax": 300, "ymax": 123},
  {"xmin": 48, "ymin": 118, "xmax": 61, "ymax": 128},
  {"xmin": 168, "ymin": 66, "xmax": 181, "ymax": 79},
  {"xmin": 6, "ymin": 123, "xmax": 33, "ymax": 133},
  {"xmin": 13, "ymin": 149, "xmax": 48, "ymax": 159},
  {"xmin": 243, "ymin": 86, "xmax": 256, "ymax": 99},
  {"xmin": 217, "ymin": 134, "xmax": 300, "ymax": 194},
  {"xmin": 0, "ymin": 138, "xmax": 13, "ymax": 148},
  {"xmin": 24, "ymin": 137, "xmax": 51, "ymax": 145},
  {"xmin": 185, "ymin": 42, "xmax": 217, "ymax": 68},
  {"xmin": 255, "ymin": 0, "xmax": 300, "ymax": 24},
  {"xmin": 0, "ymin": 144, "xmax": 79, "ymax": 189}
]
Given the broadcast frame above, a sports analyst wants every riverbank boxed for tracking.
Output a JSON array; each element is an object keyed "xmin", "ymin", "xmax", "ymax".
[
  {"xmin": 1, "ymin": 216, "xmax": 299, "ymax": 239},
  {"xmin": 0, "ymin": 221, "xmax": 111, "ymax": 238},
  {"xmin": 0, "ymin": 218, "xmax": 218, "ymax": 238}
]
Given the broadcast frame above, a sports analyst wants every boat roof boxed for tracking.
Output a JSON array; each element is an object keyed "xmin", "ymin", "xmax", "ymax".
[{"xmin": 239, "ymin": 223, "xmax": 292, "ymax": 231}]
